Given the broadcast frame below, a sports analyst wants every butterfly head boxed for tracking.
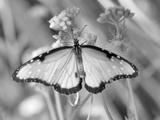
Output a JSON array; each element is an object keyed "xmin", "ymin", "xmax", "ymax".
[{"xmin": 73, "ymin": 39, "xmax": 79, "ymax": 46}]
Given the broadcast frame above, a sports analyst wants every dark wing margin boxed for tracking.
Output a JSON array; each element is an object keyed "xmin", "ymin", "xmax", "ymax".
[
  {"xmin": 81, "ymin": 45, "xmax": 138, "ymax": 94},
  {"xmin": 12, "ymin": 46, "xmax": 72, "ymax": 85},
  {"xmin": 54, "ymin": 79, "xmax": 82, "ymax": 95},
  {"xmin": 12, "ymin": 46, "xmax": 83, "ymax": 95}
]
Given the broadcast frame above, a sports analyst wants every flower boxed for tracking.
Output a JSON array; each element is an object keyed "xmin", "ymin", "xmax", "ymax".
[
  {"xmin": 65, "ymin": 7, "xmax": 80, "ymax": 18},
  {"xmin": 97, "ymin": 7, "xmax": 134, "ymax": 24},
  {"xmin": 49, "ymin": 14, "xmax": 69, "ymax": 31},
  {"xmin": 52, "ymin": 31, "xmax": 73, "ymax": 46},
  {"xmin": 49, "ymin": 7, "xmax": 80, "ymax": 31},
  {"xmin": 49, "ymin": 7, "xmax": 97, "ymax": 47},
  {"xmin": 97, "ymin": 7, "xmax": 134, "ymax": 52}
]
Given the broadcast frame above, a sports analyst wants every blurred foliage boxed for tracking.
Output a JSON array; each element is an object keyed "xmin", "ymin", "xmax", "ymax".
[{"xmin": 0, "ymin": 0, "xmax": 160, "ymax": 120}]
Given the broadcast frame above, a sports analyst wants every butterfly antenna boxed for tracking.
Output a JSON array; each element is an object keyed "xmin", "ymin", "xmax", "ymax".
[
  {"xmin": 81, "ymin": 40, "xmax": 87, "ymax": 45},
  {"xmin": 86, "ymin": 94, "xmax": 93, "ymax": 120},
  {"xmin": 68, "ymin": 92, "xmax": 80, "ymax": 107},
  {"xmin": 80, "ymin": 25, "xmax": 87, "ymax": 35}
]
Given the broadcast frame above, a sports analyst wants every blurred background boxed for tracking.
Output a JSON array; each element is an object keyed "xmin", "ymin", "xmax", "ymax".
[{"xmin": 0, "ymin": 0, "xmax": 160, "ymax": 120}]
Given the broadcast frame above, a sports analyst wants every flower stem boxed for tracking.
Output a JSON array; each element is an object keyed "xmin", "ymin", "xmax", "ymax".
[
  {"xmin": 102, "ymin": 93, "xmax": 114, "ymax": 120},
  {"xmin": 53, "ymin": 89, "xmax": 64, "ymax": 120},
  {"xmin": 68, "ymin": 93, "xmax": 79, "ymax": 107},
  {"xmin": 127, "ymin": 79, "xmax": 138, "ymax": 120},
  {"xmin": 70, "ymin": 93, "xmax": 92, "ymax": 120},
  {"xmin": 86, "ymin": 94, "xmax": 93, "ymax": 120},
  {"xmin": 43, "ymin": 91, "xmax": 57, "ymax": 120}
]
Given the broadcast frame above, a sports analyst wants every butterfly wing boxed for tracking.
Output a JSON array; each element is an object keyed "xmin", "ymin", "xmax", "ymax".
[
  {"xmin": 12, "ymin": 46, "xmax": 82, "ymax": 95},
  {"xmin": 81, "ymin": 45, "xmax": 138, "ymax": 94}
]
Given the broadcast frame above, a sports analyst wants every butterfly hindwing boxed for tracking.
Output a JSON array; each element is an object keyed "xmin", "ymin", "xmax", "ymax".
[
  {"xmin": 53, "ymin": 49, "xmax": 82, "ymax": 95},
  {"xmin": 12, "ymin": 46, "xmax": 82, "ymax": 95},
  {"xmin": 81, "ymin": 45, "xmax": 138, "ymax": 94}
]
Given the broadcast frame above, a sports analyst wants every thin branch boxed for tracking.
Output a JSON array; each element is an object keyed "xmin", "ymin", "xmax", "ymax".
[
  {"xmin": 102, "ymin": 93, "xmax": 114, "ymax": 120},
  {"xmin": 43, "ymin": 91, "xmax": 57, "ymax": 120},
  {"xmin": 86, "ymin": 94, "xmax": 93, "ymax": 120},
  {"xmin": 126, "ymin": 79, "xmax": 138, "ymax": 120},
  {"xmin": 70, "ymin": 93, "xmax": 92, "ymax": 120},
  {"xmin": 52, "ymin": 88, "xmax": 64, "ymax": 120}
]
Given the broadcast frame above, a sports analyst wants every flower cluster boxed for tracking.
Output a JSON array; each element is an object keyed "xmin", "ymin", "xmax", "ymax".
[
  {"xmin": 97, "ymin": 7, "xmax": 134, "ymax": 24},
  {"xmin": 49, "ymin": 7, "xmax": 97, "ymax": 46},
  {"xmin": 49, "ymin": 7, "xmax": 80, "ymax": 31},
  {"xmin": 52, "ymin": 30, "xmax": 73, "ymax": 46},
  {"xmin": 97, "ymin": 7, "xmax": 134, "ymax": 53}
]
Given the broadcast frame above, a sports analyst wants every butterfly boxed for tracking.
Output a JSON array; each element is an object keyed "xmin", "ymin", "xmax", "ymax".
[{"xmin": 12, "ymin": 39, "xmax": 138, "ymax": 95}]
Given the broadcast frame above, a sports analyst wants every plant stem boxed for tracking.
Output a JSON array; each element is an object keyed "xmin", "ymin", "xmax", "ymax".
[
  {"xmin": 102, "ymin": 93, "xmax": 114, "ymax": 120},
  {"xmin": 86, "ymin": 94, "xmax": 93, "ymax": 120},
  {"xmin": 53, "ymin": 89, "xmax": 64, "ymax": 120},
  {"xmin": 70, "ymin": 93, "xmax": 91, "ymax": 120},
  {"xmin": 43, "ymin": 91, "xmax": 57, "ymax": 120},
  {"xmin": 68, "ymin": 93, "xmax": 79, "ymax": 107},
  {"xmin": 78, "ymin": 94, "xmax": 91, "ymax": 108},
  {"xmin": 127, "ymin": 79, "xmax": 138, "ymax": 120}
]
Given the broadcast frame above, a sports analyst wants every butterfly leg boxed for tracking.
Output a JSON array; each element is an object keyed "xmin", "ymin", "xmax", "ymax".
[
  {"xmin": 75, "ymin": 72, "xmax": 78, "ymax": 78},
  {"xmin": 75, "ymin": 71, "xmax": 86, "ymax": 79}
]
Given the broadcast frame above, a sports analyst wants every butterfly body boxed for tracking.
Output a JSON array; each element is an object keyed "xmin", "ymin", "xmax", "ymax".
[
  {"xmin": 12, "ymin": 39, "xmax": 138, "ymax": 95},
  {"xmin": 73, "ymin": 40, "xmax": 86, "ymax": 79}
]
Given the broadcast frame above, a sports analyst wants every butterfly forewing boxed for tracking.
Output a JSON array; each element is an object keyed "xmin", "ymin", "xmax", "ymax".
[
  {"xmin": 81, "ymin": 45, "xmax": 138, "ymax": 93},
  {"xmin": 12, "ymin": 46, "xmax": 82, "ymax": 94},
  {"xmin": 13, "ymin": 47, "xmax": 71, "ymax": 84}
]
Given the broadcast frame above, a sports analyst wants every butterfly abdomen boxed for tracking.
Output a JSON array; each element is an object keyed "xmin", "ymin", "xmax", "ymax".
[
  {"xmin": 78, "ymin": 63, "xmax": 86, "ymax": 79},
  {"xmin": 74, "ymin": 45, "xmax": 86, "ymax": 79}
]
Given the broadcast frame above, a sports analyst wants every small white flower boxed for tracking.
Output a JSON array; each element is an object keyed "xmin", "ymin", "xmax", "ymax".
[
  {"xmin": 66, "ymin": 21, "xmax": 72, "ymax": 26},
  {"xmin": 49, "ymin": 16, "xmax": 62, "ymax": 30},
  {"xmin": 97, "ymin": 7, "xmax": 134, "ymax": 24},
  {"xmin": 62, "ymin": 16, "xmax": 69, "ymax": 21},
  {"xmin": 59, "ymin": 11, "xmax": 66, "ymax": 18},
  {"xmin": 52, "ymin": 35, "xmax": 59, "ymax": 39},
  {"xmin": 49, "ymin": 7, "xmax": 79, "ymax": 31},
  {"xmin": 66, "ymin": 7, "xmax": 80, "ymax": 18},
  {"xmin": 51, "ymin": 40, "xmax": 62, "ymax": 48},
  {"xmin": 62, "ymin": 25, "xmax": 67, "ymax": 31}
]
